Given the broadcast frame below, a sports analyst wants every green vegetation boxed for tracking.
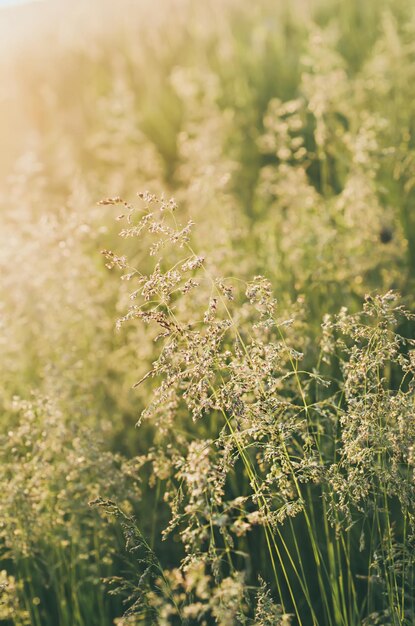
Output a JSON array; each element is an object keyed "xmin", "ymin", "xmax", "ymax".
[{"xmin": 1, "ymin": 0, "xmax": 415, "ymax": 624}]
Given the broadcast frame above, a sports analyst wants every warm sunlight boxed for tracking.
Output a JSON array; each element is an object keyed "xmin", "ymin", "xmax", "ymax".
[{"xmin": 0, "ymin": 0, "xmax": 43, "ymax": 6}]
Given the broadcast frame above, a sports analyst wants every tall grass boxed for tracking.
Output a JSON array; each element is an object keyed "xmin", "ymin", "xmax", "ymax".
[
  {"xmin": 1, "ymin": 0, "xmax": 415, "ymax": 624},
  {"xmin": 97, "ymin": 194, "xmax": 415, "ymax": 625}
]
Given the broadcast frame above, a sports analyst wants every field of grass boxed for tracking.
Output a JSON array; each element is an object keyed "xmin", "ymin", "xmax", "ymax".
[{"xmin": 1, "ymin": 0, "xmax": 415, "ymax": 624}]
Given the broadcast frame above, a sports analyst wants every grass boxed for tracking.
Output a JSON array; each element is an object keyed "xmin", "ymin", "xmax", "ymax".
[{"xmin": 1, "ymin": 0, "xmax": 415, "ymax": 624}]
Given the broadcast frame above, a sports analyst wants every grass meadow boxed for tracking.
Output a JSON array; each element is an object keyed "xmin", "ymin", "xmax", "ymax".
[{"xmin": 1, "ymin": 0, "xmax": 415, "ymax": 624}]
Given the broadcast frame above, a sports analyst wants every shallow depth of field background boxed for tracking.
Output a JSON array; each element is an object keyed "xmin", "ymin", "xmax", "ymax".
[{"xmin": 1, "ymin": 1, "xmax": 415, "ymax": 625}]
